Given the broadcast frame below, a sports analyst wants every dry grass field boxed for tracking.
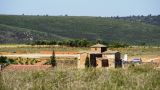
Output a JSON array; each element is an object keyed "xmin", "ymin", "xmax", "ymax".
[
  {"xmin": 0, "ymin": 45, "xmax": 89, "ymax": 54},
  {"xmin": 0, "ymin": 64, "xmax": 160, "ymax": 90},
  {"xmin": 111, "ymin": 46, "xmax": 160, "ymax": 62}
]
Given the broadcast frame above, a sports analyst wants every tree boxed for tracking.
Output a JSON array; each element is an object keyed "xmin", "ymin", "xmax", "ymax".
[
  {"xmin": 51, "ymin": 49, "xmax": 56, "ymax": 67},
  {"xmin": 141, "ymin": 42, "xmax": 146, "ymax": 46},
  {"xmin": 85, "ymin": 56, "xmax": 90, "ymax": 68},
  {"xmin": 96, "ymin": 39, "xmax": 102, "ymax": 44},
  {"xmin": 0, "ymin": 56, "xmax": 7, "ymax": 63},
  {"xmin": 65, "ymin": 14, "xmax": 68, "ymax": 16},
  {"xmin": 80, "ymin": 39, "xmax": 88, "ymax": 47}
]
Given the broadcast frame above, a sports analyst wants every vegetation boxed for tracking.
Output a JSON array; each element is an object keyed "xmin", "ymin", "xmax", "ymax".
[
  {"xmin": 0, "ymin": 15, "xmax": 160, "ymax": 45},
  {"xmin": 0, "ymin": 45, "xmax": 89, "ymax": 53},
  {"xmin": 0, "ymin": 56, "xmax": 39, "ymax": 65},
  {"xmin": 30, "ymin": 39, "xmax": 129, "ymax": 48},
  {"xmin": 113, "ymin": 14, "xmax": 160, "ymax": 26},
  {"xmin": 12, "ymin": 57, "xmax": 39, "ymax": 65},
  {"xmin": 85, "ymin": 56, "xmax": 90, "ymax": 67},
  {"xmin": 31, "ymin": 39, "xmax": 90, "ymax": 47},
  {"xmin": 0, "ymin": 64, "xmax": 160, "ymax": 90},
  {"xmin": 0, "ymin": 56, "xmax": 16, "ymax": 65},
  {"xmin": 51, "ymin": 49, "xmax": 56, "ymax": 67}
]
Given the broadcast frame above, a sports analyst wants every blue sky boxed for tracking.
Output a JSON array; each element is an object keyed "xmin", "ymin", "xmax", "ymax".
[{"xmin": 0, "ymin": 0, "xmax": 160, "ymax": 16}]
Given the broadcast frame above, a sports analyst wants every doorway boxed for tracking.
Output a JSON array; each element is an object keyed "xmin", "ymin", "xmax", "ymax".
[{"xmin": 102, "ymin": 59, "xmax": 109, "ymax": 67}]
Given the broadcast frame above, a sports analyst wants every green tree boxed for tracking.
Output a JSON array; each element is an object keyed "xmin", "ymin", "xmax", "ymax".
[
  {"xmin": 96, "ymin": 39, "xmax": 102, "ymax": 44},
  {"xmin": 0, "ymin": 56, "xmax": 8, "ymax": 63},
  {"xmin": 85, "ymin": 56, "xmax": 90, "ymax": 68},
  {"xmin": 51, "ymin": 49, "xmax": 56, "ymax": 67}
]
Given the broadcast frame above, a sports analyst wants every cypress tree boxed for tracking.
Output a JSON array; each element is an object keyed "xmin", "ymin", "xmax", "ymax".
[
  {"xmin": 51, "ymin": 49, "xmax": 56, "ymax": 67},
  {"xmin": 85, "ymin": 56, "xmax": 90, "ymax": 68}
]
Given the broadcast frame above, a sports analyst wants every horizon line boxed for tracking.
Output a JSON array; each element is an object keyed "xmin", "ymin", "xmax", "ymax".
[{"xmin": 0, "ymin": 13, "xmax": 159, "ymax": 17}]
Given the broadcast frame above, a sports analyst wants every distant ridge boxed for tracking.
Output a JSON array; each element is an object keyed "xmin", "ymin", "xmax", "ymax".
[{"xmin": 0, "ymin": 15, "xmax": 160, "ymax": 45}]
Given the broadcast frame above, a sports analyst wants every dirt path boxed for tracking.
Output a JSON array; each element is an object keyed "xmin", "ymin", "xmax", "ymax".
[
  {"xmin": 148, "ymin": 57, "xmax": 160, "ymax": 63},
  {"xmin": 1, "ymin": 53, "xmax": 80, "ymax": 58}
]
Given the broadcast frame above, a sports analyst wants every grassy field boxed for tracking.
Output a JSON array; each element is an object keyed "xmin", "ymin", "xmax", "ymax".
[
  {"xmin": 111, "ymin": 46, "xmax": 160, "ymax": 61},
  {"xmin": 110, "ymin": 46, "xmax": 160, "ymax": 61},
  {"xmin": 0, "ymin": 64, "xmax": 160, "ymax": 90},
  {"xmin": 0, "ymin": 45, "xmax": 89, "ymax": 53}
]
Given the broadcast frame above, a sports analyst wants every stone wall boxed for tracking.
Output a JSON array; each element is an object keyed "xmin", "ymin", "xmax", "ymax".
[{"xmin": 78, "ymin": 53, "xmax": 88, "ymax": 69}]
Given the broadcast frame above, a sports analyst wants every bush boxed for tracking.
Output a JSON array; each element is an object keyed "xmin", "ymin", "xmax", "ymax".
[{"xmin": 0, "ymin": 56, "xmax": 8, "ymax": 63}]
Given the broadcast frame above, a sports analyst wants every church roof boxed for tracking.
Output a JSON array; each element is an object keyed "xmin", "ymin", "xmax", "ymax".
[{"xmin": 90, "ymin": 44, "xmax": 106, "ymax": 48}]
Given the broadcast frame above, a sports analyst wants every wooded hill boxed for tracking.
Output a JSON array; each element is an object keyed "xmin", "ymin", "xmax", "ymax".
[{"xmin": 0, "ymin": 15, "xmax": 160, "ymax": 45}]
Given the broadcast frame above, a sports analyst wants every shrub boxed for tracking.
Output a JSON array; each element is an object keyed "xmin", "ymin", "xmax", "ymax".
[{"xmin": 51, "ymin": 50, "xmax": 56, "ymax": 67}]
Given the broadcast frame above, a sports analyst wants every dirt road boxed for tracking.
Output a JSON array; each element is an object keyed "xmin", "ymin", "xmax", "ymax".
[{"xmin": 1, "ymin": 53, "xmax": 80, "ymax": 59}]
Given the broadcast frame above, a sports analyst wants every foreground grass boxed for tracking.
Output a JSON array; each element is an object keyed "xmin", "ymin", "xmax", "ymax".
[{"xmin": 0, "ymin": 64, "xmax": 160, "ymax": 90}]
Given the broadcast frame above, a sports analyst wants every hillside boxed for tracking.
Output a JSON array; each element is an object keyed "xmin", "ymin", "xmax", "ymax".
[
  {"xmin": 0, "ymin": 15, "xmax": 160, "ymax": 45},
  {"xmin": 113, "ymin": 15, "xmax": 160, "ymax": 26}
]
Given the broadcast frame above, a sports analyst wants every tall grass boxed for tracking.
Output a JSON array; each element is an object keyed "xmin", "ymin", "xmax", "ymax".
[{"xmin": 0, "ymin": 64, "xmax": 160, "ymax": 90}]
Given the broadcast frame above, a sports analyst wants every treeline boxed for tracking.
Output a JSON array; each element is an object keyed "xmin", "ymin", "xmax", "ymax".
[
  {"xmin": 111, "ymin": 14, "xmax": 160, "ymax": 26},
  {"xmin": 30, "ymin": 39, "xmax": 129, "ymax": 48},
  {"xmin": 31, "ymin": 39, "xmax": 90, "ymax": 47}
]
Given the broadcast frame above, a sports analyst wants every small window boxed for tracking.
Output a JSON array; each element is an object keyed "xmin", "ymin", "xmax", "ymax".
[{"xmin": 95, "ymin": 48, "xmax": 97, "ymax": 51}]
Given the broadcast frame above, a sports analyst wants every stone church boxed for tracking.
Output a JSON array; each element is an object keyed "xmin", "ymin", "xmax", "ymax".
[{"xmin": 78, "ymin": 43, "xmax": 122, "ymax": 68}]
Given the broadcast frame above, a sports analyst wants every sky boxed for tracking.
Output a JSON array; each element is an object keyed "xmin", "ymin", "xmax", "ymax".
[{"xmin": 0, "ymin": 0, "xmax": 160, "ymax": 17}]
